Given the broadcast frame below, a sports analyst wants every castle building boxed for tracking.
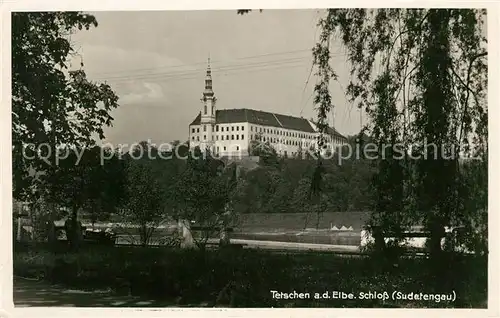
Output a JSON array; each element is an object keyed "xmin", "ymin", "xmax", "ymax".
[{"xmin": 188, "ymin": 59, "xmax": 348, "ymax": 157}]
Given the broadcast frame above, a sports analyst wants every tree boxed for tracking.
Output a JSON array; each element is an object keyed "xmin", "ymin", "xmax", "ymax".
[
  {"xmin": 248, "ymin": 138, "xmax": 280, "ymax": 167},
  {"xmin": 45, "ymin": 145, "xmax": 125, "ymax": 249},
  {"xmin": 237, "ymin": 9, "xmax": 263, "ymax": 15},
  {"xmin": 85, "ymin": 147, "xmax": 125, "ymax": 228},
  {"xmin": 170, "ymin": 148, "xmax": 236, "ymax": 248},
  {"xmin": 118, "ymin": 142, "xmax": 170, "ymax": 247},
  {"xmin": 454, "ymin": 158, "xmax": 488, "ymax": 255},
  {"xmin": 12, "ymin": 12, "xmax": 119, "ymax": 217},
  {"xmin": 292, "ymin": 177, "xmax": 315, "ymax": 227},
  {"xmin": 312, "ymin": 9, "xmax": 487, "ymax": 258}
]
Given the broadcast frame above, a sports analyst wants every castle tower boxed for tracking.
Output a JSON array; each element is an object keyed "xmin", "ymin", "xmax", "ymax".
[{"xmin": 200, "ymin": 56, "xmax": 217, "ymax": 152}]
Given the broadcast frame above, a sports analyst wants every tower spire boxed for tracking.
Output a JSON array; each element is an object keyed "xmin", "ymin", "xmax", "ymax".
[
  {"xmin": 199, "ymin": 53, "xmax": 216, "ymax": 153},
  {"xmin": 203, "ymin": 55, "xmax": 214, "ymax": 96}
]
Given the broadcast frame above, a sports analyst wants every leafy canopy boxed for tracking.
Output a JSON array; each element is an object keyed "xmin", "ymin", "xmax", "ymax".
[{"xmin": 12, "ymin": 12, "xmax": 119, "ymax": 200}]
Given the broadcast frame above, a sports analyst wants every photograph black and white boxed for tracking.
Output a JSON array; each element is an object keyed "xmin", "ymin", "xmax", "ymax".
[{"xmin": 7, "ymin": 6, "xmax": 490, "ymax": 309}]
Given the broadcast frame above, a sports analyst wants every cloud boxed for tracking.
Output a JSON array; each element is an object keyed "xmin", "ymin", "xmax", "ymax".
[
  {"xmin": 66, "ymin": 44, "xmax": 198, "ymax": 105},
  {"xmin": 119, "ymin": 82, "xmax": 165, "ymax": 104}
]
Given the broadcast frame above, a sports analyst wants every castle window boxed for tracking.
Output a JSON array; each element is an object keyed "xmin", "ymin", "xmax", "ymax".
[
  {"xmin": 192, "ymin": 136, "xmax": 195, "ymax": 141},
  {"xmin": 236, "ymin": 126, "xmax": 239, "ymax": 131},
  {"xmin": 216, "ymin": 125, "xmax": 219, "ymax": 132},
  {"xmin": 204, "ymin": 105, "xmax": 207, "ymax": 114},
  {"xmin": 241, "ymin": 126, "xmax": 244, "ymax": 131},
  {"xmin": 227, "ymin": 135, "xmax": 229, "ymax": 140},
  {"xmin": 191, "ymin": 128, "xmax": 195, "ymax": 133},
  {"xmin": 236, "ymin": 146, "xmax": 239, "ymax": 151},
  {"xmin": 251, "ymin": 126, "xmax": 253, "ymax": 132},
  {"xmin": 224, "ymin": 146, "xmax": 226, "ymax": 151},
  {"xmin": 217, "ymin": 146, "xmax": 219, "ymax": 152},
  {"xmin": 236, "ymin": 135, "xmax": 239, "ymax": 140},
  {"xmin": 241, "ymin": 135, "xmax": 244, "ymax": 140},
  {"xmin": 231, "ymin": 135, "xmax": 234, "ymax": 140},
  {"xmin": 221, "ymin": 135, "xmax": 224, "ymax": 140},
  {"xmin": 197, "ymin": 128, "xmax": 200, "ymax": 133},
  {"xmin": 203, "ymin": 125, "xmax": 206, "ymax": 132},
  {"xmin": 204, "ymin": 135, "xmax": 206, "ymax": 140},
  {"xmin": 197, "ymin": 136, "xmax": 199, "ymax": 141},
  {"xmin": 216, "ymin": 136, "xmax": 219, "ymax": 140},
  {"xmin": 232, "ymin": 126, "xmax": 234, "ymax": 131}
]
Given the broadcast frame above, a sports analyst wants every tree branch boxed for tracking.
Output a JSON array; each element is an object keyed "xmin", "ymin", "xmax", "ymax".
[
  {"xmin": 451, "ymin": 51, "xmax": 487, "ymax": 151},
  {"xmin": 454, "ymin": 52, "xmax": 487, "ymax": 106},
  {"xmin": 385, "ymin": 11, "xmax": 430, "ymax": 72}
]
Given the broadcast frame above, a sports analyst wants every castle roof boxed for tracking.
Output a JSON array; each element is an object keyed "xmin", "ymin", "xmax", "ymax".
[{"xmin": 190, "ymin": 108, "xmax": 346, "ymax": 139}]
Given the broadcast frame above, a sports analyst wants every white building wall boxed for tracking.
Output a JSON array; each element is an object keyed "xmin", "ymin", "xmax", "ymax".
[
  {"xmin": 247, "ymin": 124, "xmax": 316, "ymax": 157},
  {"xmin": 189, "ymin": 121, "xmax": 347, "ymax": 158},
  {"xmin": 212, "ymin": 122, "xmax": 250, "ymax": 158},
  {"xmin": 188, "ymin": 124, "xmax": 202, "ymax": 150}
]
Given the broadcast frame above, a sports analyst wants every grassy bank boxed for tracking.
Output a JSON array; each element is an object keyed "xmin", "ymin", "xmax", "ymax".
[{"xmin": 13, "ymin": 243, "xmax": 487, "ymax": 308}]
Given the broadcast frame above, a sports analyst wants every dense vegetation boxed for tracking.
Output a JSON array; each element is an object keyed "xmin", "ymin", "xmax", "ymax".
[
  {"xmin": 14, "ymin": 244, "xmax": 487, "ymax": 308},
  {"xmin": 310, "ymin": 8, "xmax": 488, "ymax": 258}
]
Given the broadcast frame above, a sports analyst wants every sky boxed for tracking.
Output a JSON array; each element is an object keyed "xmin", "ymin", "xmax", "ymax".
[{"xmin": 70, "ymin": 10, "xmax": 365, "ymax": 146}]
